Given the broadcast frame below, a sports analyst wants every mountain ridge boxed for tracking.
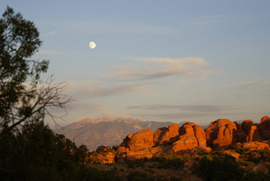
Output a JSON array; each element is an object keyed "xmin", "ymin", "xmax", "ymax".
[{"xmin": 54, "ymin": 117, "xmax": 175, "ymax": 150}]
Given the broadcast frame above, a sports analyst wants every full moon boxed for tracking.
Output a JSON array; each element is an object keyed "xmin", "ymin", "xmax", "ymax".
[{"xmin": 89, "ymin": 41, "xmax": 96, "ymax": 49}]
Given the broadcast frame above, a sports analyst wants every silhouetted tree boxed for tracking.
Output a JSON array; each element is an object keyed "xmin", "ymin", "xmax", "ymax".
[{"xmin": 0, "ymin": 6, "xmax": 73, "ymax": 134}]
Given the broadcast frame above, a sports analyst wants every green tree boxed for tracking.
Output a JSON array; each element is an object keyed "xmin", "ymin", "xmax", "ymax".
[
  {"xmin": 0, "ymin": 6, "xmax": 72, "ymax": 134},
  {"xmin": 0, "ymin": 6, "xmax": 88, "ymax": 180}
]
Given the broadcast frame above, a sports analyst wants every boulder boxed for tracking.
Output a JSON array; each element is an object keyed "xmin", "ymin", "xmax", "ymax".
[
  {"xmin": 242, "ymin": 141, "xmax": 270, "ymax": 151},
  {"xmin": 128, "ymin": 129, "xmax": 154, "ymax": 151},
  {"xmin": 251, "ymin": 163, "xmax": 268, "ymax": 173},
  {"xmin": 149, "ymin": 145, "xmax": 172, "ymax": 157},
  {"xmin": 153, "ymin": 124, "xmax": 179, "ymax": 145},
  {"xmin": 191, "ymin": 146, "xmax": 212, "ymax": 154},
  {"xmin": 224, "ymin": 150, "xmax": 241, "ymax": 160},
  {"xmin": 120, "ymin": 133, "xmax": 133, "ymax": 147},
  {"xmin": 171, "ymin": 122, "xmax": 206, "ymax": 153},
  {"xmin": 153, "ymin": 127, "xmax": 169, "ymax": 145},
  {"xmin": 259, "ymin": 116, "xmax": 270, "ymax": 140},
  {"xmin": 126, "ymin": 149, "xmax": 153, "ymax": 160},
  {"xmin": 117, "ymin": 146, "xmax": 127, "ymax": 153},
  {"xmin": 205, "ymin": 119, "xmax": 246, "ymax": 148}
]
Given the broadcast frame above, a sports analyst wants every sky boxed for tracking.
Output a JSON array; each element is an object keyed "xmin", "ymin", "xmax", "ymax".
[{"xmin": 1, "ymin": 0, "xmax": 270, "ymax": 126}]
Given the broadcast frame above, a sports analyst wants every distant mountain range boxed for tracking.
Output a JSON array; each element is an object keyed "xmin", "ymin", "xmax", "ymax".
[{"xmin": 54, "ymin": 117, "xmax": 176, "ymax": 151}]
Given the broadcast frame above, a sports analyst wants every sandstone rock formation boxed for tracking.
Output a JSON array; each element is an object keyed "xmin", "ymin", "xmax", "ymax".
[
  {"xmin": 171, "ymin": 122, "xmax": 206, "ymax": 153},
  {"xmin": 191, "ymin": 146, "xmax": 212, "ymax": 154},
  {"xmin": 153, "ymin": 124, "xmax": 179, "ymax": 145},
  {"xmin": 242, "ymin": 141, "xmax": 270, "ymax": 151},
  {"xmin": 126, "ymin": 149, "xmax": 153, "ymax": 160},
  {"xmin": 128, "ymin": 129, "xmax": 154, "ymax": 151},
  {"xmin": 205, "ymin": 119, "xmax": 246, "ymax": 148},
  {"xmin": 259, "ymin": 116, "xmax": 270, "ymax": 140},
  {"xmin": 241, "ymin": 120, "xmax": 263, "ymax": 142}
]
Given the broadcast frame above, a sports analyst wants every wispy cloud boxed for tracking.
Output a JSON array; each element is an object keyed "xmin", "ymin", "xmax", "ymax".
[
  {"xmin": 137, "ymin": 112, "xmax": 239, "ymax": 120},
  {"xmin": 70, "ymin": 102, "xmax": 108, "ymax": 112},
  {"xmin": 127, "ymin": 104, "xmax": 231, "ymax": 112},
  {"xmin": 238, "ymin": 81, "xmax": 270, "ymax": 88},
  {"xmin": 68, "ymin": 82, "xmax": 154, "ymax": 98},
  {"xmin": 37, "ymin": 50, "xmax": 58, "ymax": 55},
  {"xmin": 111, "ymin": 57, "xmax": 218, "ymax": 80},
  {"xmin": 42, "ymin": 31, "xmax": 57, "ymax": 36}
]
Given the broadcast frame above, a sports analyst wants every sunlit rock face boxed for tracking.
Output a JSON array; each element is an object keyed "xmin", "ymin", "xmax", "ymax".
[
  {"xmin": 153, "ymin": 123, "xmax": 179, "ymax": 145},
  {"xmin": 205, "ymin": 119, "xmax": 246, "ymax": 148},
  {"xmin": 128, "ymin": 129, "xmax": 154, "ymax": 152},
  {"xmin": 171, "ymin": 122, "xmax": 206, "ymax": 153}
]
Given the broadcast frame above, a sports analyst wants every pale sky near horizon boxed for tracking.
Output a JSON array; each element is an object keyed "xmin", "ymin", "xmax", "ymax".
[{"xmin": 1, "ymin": 0, "xmax": 270, "ymax": 126}]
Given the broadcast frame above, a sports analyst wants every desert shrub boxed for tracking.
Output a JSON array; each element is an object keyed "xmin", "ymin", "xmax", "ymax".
[
  {"xmin": 126, "ymin": 158, "xmax": 146, "ymax": 169},
  {"xmin": 192, "ymin": 154, "xmax": 244, "ymax": 181},
  {"xmin": 249, "ymin": 151, "xmax": 262, "ymax": 163},
  {"xmin": 170, "ymin": 177, "xmax": 183, "ymax": 181},
  {"xmin": 127, "ymin": 171, "xmax": 155, "ymax": 181},
  {"xmin": 82, "ymin": 167, "xmax": 121, "ymax": 181},
  {"xmin": 147, "ymin": 153, "xmax": 185, "ymax": 170},
  {"xmin": 179, "ymin": 154, "xmax": 191, "ymax": 163},
  {"xmin": 241, "ymin": 171, "xmax": 270, "ymax": 181}
]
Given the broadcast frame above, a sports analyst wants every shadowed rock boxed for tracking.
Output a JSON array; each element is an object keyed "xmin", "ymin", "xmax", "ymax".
[
  {"xmin": 259, "ymin": 116, "xmax": 270, "ymax": 140},
  {"xmin": 153, "ymin": 124, "xmax": 179, "ymax": 145}
]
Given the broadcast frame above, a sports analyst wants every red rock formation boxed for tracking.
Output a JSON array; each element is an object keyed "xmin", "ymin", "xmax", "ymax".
[
  {"xmin": 125, "ymin": 149, "xmax": 153, "ymax": 160},
  {"xmin": 242, "ymin": 120, "xmax": 253, "ymax": 135},
  {"xmin": 90, "ymin": 152, "xmax": 116, "ymax": 164},
  {"xmin": 153, "ymin": 124, "xmax": 179, "ymax": 145},
  {"xmin": 241, "ymin": 120, "xmax": 263, "ymax": 142},
  {"xmin": 205, "ymin": 119, "xmax": 246, "ymax": 148},
  {"xmin": 242, "ymin": 141, "xmax": 270, "ymax": 151},
  {"xmin": 128, "ymin": 129, "xmax": 154, "ymax": 151},
  {"xmin": 191, "ymin": 146, "xmax": 212, "ymax": 154},
  {"xmin": 224, "ymin": 150, "xmax": 241, "ymax": 159},
  {"xmin": 171, "ymin": 122, "xmax": 206, "ymax": 153},
  {"xmin": 259, "ymin": 116, "xmax": 270, "ymax": 140},
  {"xmin": 120, "ymin": 133, "xmax": 133, "ymax": 148}
]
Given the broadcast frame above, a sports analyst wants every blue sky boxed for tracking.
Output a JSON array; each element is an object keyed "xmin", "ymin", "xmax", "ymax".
[{"xmin": 1, "ymin": 0, "xmax": 270, "ymax": 126}]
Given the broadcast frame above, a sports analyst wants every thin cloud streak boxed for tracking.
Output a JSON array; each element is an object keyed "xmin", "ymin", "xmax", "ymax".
[
  {"xmin": 137, "ymin": 112, "xmax": 240, "ymax": 120},
  {"xmin": 127, "ymin": 104, "xmax": 231, "ymax": 112},
  {"xmin": 68, "ymin": 82, "xmax": 154, "ymax": 98},
  {"xmin": 42, "ymin": 31, "xmax": 57, "ymax": 36},
  {"xmin": 111, "ymin": 57, "xmax": 217, "ymax": 80},
  {"xmin": 238, "ymin": 81, "xmax": 270, "ymax": 88}
]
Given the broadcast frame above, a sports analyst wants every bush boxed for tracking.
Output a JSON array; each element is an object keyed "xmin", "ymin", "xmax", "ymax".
[
  {"xmin": 192, "ymin": 154, "xmax": 244, "ymax": 181},
  {"xmin": 127, "ymin": 171, "xmax": 155, "ymax": 181},
  {"xmin": 241, "ymin": 171, "xmax": 270, "ymax": 181}
]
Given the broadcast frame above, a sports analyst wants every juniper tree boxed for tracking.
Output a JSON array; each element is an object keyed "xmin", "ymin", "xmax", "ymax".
[{"xmin": 0, "ymin": 6, "xmax": 72, "ymax": 134}]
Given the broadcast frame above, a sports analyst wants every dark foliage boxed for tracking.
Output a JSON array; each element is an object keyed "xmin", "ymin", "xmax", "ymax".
[
  {"xmin": 192, "ymin": 154, "xmax": 244, "ymax": 181},
  {"xmin": 127, "ymin": 171, "xmax": 155, "ymax": 181}
]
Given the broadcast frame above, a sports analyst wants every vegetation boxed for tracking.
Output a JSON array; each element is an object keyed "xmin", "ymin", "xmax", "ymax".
[
  {"xmin": 2, "ymin": 5, "xmax": 270, "ymax": 181},
  {"xmin": 0, "ymin": 6, "xmax": 86, "ymax": 180},
  {"xmin": 192, "ymin": 154, "xmax": 244, "ymax": 181}
]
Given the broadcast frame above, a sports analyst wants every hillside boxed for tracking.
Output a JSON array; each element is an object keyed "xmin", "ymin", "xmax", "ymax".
[{"xmin": 54, "ymin": 117, "xmax": 175, "ymax": 150}]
